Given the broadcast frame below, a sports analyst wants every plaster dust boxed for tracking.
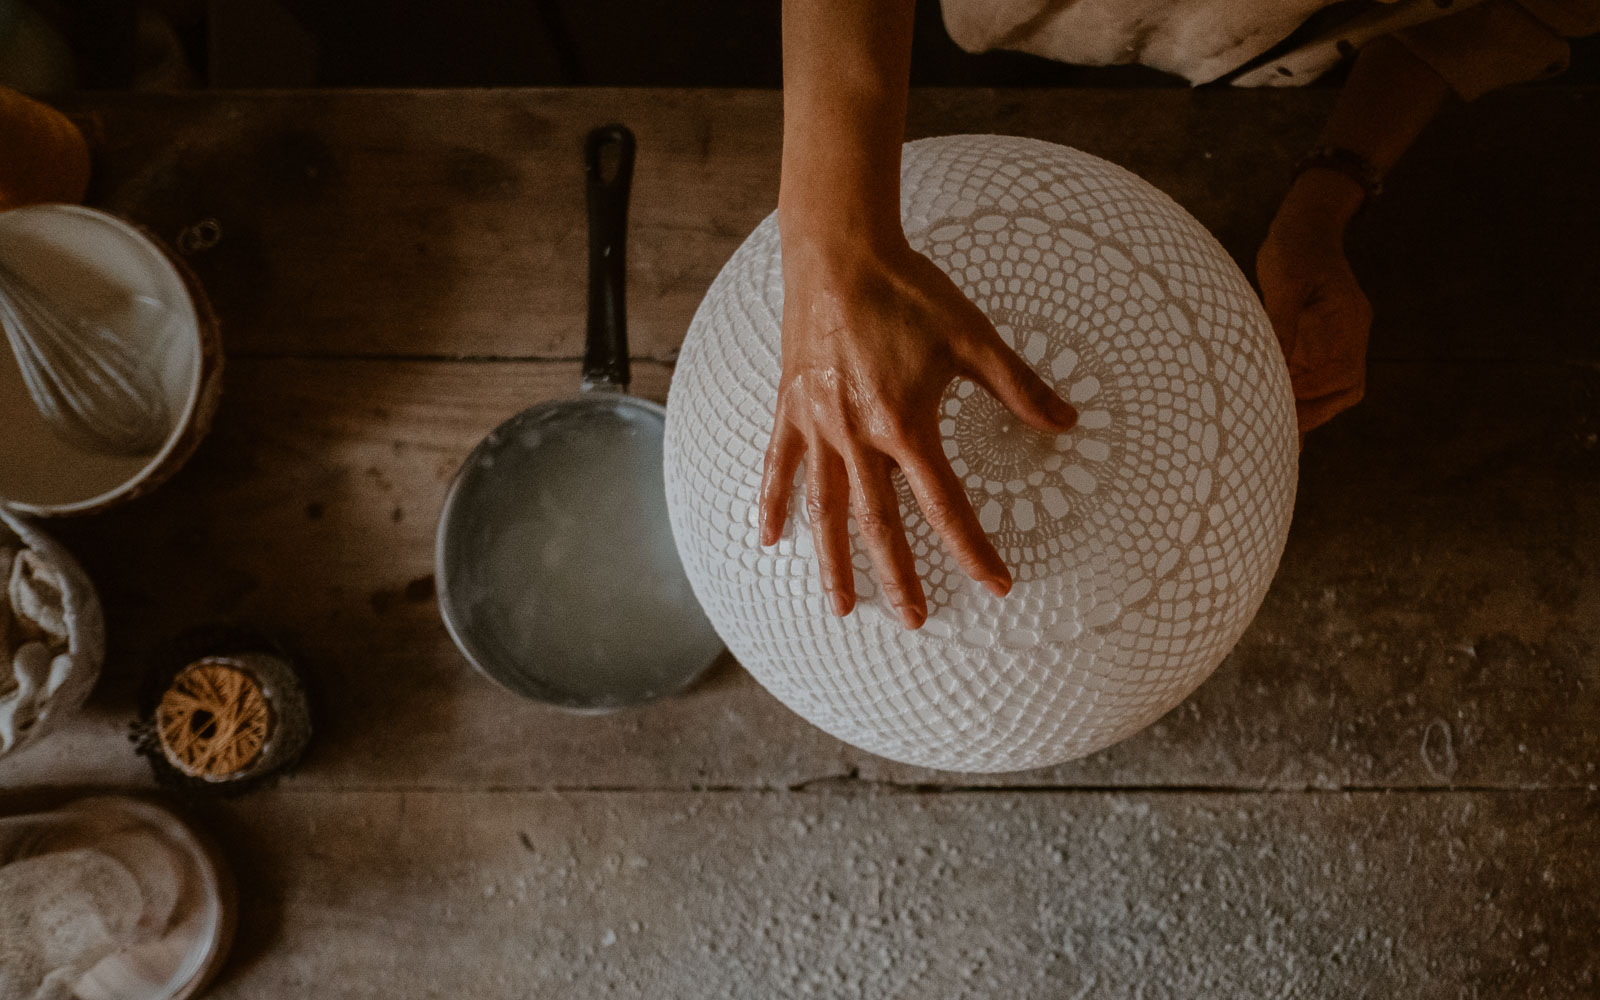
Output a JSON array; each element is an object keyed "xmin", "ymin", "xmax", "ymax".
[
  {"xmin": 205, "ymin": 789, "xmax": 1599, "ymax": 999},
  {"xmin": 0, "ymin": 848, "xmax": 148, "ymax": 1000}
]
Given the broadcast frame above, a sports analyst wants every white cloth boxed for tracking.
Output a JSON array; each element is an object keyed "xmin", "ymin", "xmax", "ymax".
[{"xmin": 940, "ymin": 0, "xmax": 1600, "ymax": 96}]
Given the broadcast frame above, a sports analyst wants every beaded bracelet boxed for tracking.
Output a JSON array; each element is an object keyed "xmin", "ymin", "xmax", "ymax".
[{"xmin": 1293, "ymin": 145, "xmax": 1384, "ymax": 209}]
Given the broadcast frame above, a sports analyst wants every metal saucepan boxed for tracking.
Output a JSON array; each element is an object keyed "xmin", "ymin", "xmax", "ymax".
[{"xmin": 436, "ymin": 124, "xmax": 723, "ymax": 711}]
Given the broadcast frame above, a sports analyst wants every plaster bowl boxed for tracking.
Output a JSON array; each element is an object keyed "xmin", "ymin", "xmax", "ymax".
[{"xmin": 0, "ymin": 203, "xmax": 222, "ymax": 516}]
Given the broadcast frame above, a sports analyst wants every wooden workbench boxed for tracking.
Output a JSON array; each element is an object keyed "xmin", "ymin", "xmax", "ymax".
[{"xmin": 2, "ymin": 87, "xmax": 1597, "ymax": 997}]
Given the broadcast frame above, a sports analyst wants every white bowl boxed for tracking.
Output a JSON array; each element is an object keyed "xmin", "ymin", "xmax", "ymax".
[
  {"xmin": 0, "ymin": 203, "xmax": 222, "ymax": 516},
  {"xmin": 0, "ymin": 795, "xmax": 235, "ymax": 1000}
]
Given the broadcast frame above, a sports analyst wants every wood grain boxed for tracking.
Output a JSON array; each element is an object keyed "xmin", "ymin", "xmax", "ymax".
[
  {"xmin": 59, "ymin": 88, "xmax": 1600, "ymax": 362},
  {"xmin": 2, "ymin": 88, "xmax": 1596, "ymax": 999},
  {"xmin": 193, "ymin": 788, "xmax": 1599, "ymax": 998},
  {"xmin": 2, "ymin": 356, "xmax": 1593, "ymax": 792}
]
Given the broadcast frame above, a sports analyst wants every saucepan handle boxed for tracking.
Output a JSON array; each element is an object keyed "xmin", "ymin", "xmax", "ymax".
[{"xmin": 581, "ymin": 123, "xmax": 636, "ymax": 393}]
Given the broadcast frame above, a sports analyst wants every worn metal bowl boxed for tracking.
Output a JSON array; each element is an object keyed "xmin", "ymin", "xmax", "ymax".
[{"xmin": 436, "ymin": 393, "xmax": 723, "ymax": 713}]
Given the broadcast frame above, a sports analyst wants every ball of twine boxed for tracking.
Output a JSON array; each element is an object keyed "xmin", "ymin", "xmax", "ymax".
[
  {"xmin": 155, "ymin": 657, "xmax": 273, "ymax": 780},
  {"xmin": 136, "ymin": 627, "xmax": 311, "ymax": 793}
]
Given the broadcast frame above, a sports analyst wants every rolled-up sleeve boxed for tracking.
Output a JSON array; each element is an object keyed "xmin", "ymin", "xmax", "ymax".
[{"xmin": 1394, "ymin": 0, "xmax": 1600, "ymax": 100}]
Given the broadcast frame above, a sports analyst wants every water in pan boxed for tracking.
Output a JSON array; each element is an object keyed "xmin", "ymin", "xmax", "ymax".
[{"xmin": 444, "ymin": 399, "xmax": 720, "ymax": 706}]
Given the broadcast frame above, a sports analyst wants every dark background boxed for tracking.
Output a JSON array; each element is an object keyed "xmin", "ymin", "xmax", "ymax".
[
  {"xmin": 28, "ymin": 0, "xmax": 1600, "ymax": 91},
  {"xmin": 264, "ymin": 0, "xmax": 1176, "ymax": 88}
]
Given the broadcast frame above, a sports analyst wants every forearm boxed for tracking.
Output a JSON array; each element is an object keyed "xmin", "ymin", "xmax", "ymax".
[
  {"xmin": 1261, "ymin": 35, "xmax": 1451, "ymax": 435},
  {"xmin": 778, "ymin": 0, "xmax": 916, "ymax": 257},
  {"xmin": 1283, "ymin": 35, "xmax": 1454, "ymax": 237}
]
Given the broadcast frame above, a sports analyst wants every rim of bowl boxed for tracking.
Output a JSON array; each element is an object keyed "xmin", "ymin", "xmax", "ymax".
[
  {"xmin": 0, "ymin": 204, "xmax": 209, "ymax": 517},
  {"xmin": 61, "ymin": 795, "xmax": 237, "ymax": 1000}
]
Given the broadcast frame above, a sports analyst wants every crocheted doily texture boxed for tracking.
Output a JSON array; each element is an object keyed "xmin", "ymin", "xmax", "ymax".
[{"xmin": 665, "ymin": 135, "xmax": 1297, "ymax": 772}]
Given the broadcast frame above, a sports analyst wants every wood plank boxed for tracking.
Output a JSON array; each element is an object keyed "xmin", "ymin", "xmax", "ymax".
[
  {"xmin": 61, "ymin": 88, "xmax": 1600, "ymax": 362},
  {"xmin": 3, "ymin": 356, "xmax": 1595, "ymax": 792},
  {"xmin": 186, "ymin": 788, "xmax": 1600, "ymax": 998}
]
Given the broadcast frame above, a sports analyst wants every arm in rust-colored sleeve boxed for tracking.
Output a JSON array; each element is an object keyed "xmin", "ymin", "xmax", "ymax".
[{"xmin": 1393, "ymin": 0, "xmax": 1600, "ymax": 100}]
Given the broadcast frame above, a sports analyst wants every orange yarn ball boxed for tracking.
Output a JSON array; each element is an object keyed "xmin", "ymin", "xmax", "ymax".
[{"xmin": 0, "ymin": 87, "xmax": 91, "ymax": 210}]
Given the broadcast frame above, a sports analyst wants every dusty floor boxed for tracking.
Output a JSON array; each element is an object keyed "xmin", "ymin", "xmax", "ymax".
[{"xmin": 0, "ymin": 85, "xmax": 1595, "ymax": 996}]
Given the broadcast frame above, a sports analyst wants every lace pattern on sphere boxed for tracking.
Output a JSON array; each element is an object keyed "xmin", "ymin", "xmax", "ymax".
[{"xmin": 664, "ymin": 135, "xmax": 1298, "ymax": 773}]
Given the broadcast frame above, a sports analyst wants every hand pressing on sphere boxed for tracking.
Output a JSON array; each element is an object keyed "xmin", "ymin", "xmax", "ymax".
[
  {"xmin": 1257, "ymin": 169, "xmax": 1373, "ymax": 445},
  {"xmin": 757, "ymin": 234, "xmax": 1079, "ymax": 630},
  {"xmin": 769, "ymin": 0, "xmax": 1077, "ymax": 628}
]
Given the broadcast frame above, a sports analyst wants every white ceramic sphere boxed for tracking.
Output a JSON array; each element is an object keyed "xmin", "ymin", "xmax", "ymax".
[{"xmin": 664, "ymin": 135, "xmax": 1297, "ymax": 772}]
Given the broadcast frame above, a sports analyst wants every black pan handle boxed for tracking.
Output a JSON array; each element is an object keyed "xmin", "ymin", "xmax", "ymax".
[{"xmin": 582, "ymin": 124, "xmax": 636, "ymax": 392}]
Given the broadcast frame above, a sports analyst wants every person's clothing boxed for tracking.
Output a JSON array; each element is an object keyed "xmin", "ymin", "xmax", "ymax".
[{"xmin": 940, "ymin": 0, "xmax": 1600, "ymax": 97}]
